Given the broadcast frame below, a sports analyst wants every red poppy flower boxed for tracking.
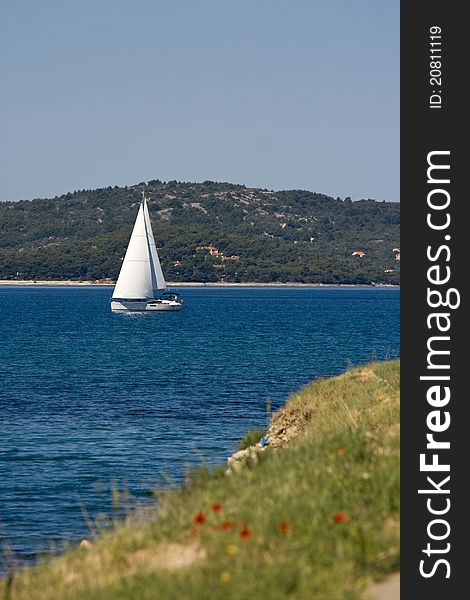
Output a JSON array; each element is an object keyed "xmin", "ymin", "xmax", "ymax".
[
  {"xmin": 193, "ymin": 511, "xmax": 206, "ymax": 525},
  {"xmin": 211, "ymin": 502, "xmax": 223, "ymax": 514},
  {"xmin": 333, "ymin": 512, "xmax": 348, "ymax": 523},
  {"xmin": 240, "ymin": 524, "xmax": 252, "ymax": 540},
  {"xmin": 279, "ymin": 521, "xmax": 293, "ymax": 534},
  {"xmin": 336, "ymin": 448, "xmax": 346, "ymax": 456}
]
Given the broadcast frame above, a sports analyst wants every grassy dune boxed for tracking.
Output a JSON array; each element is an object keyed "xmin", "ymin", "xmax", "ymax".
[{"xmin": 2, "ymin": 361, "xmax": 400, "ymax": 600}]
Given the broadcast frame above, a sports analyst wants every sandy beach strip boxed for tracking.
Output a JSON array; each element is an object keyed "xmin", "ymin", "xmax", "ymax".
[
  {"xmin": 0, "ymin": 279, "xmax": 114, "ymax": 286},
  {"xmin": 0, "ymin": 279, "xmax": 399, "ymax": 288}
]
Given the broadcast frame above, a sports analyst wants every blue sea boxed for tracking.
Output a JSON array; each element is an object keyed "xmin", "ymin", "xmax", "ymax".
[{"xmin": 0, "ymin": 285, "xmax": 399, "ymax": 568}]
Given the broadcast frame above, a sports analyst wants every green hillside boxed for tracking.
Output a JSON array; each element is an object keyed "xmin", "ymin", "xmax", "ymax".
[{"xmin": 0, "ymin": 181, "xmax": 400, "ymax": 284}]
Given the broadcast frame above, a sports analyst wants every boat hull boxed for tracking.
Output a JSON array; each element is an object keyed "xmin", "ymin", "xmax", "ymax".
[{"xmin": 110, "ymin": 299, "xmax": 182, "ymax": 312}]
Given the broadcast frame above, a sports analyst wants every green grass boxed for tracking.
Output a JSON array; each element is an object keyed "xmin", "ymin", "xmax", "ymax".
[
  {"xmin": 1, "ymin": 361, "xmax": 399, "ymax": 600},
  {"xmin": 236, "ymin": 428, "xmax": 266, "ymax": 451}
]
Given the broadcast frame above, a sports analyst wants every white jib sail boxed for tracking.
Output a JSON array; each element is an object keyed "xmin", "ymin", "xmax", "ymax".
[
  {"xmin": 112, "ymin": 203, "xmax": 154, "ymax": 300},
  {"xmin": 143, "ymin": 197, "xmax": 167, "ymax": 292}
]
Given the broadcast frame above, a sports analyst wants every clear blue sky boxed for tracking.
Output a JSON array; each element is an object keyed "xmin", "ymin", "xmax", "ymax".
[{"xmin": 0, "ymin": 0, "xmax": 399, "ymax": 202}]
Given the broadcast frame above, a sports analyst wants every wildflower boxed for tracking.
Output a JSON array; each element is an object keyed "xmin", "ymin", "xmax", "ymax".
[
  {"xmin": 333, "ymin": 512, "xmax": 348, "ymax": 523},
  {"xmin": 211, "ymin": 502, "xmax": 223, "ymax": 514},
  {"xmin": 227, "ymin": 544, "xmax": 238, "ymax": 555},
  {"xmin": 279, "ymin": 521, "xmax": 293, "ymax": 534},
  {"xmin": 220, "ymin": 571, "xmax": 231, "ymax": 583},
  {"xmin": 336, "ymin": 448, "xmax": 346, "ymax": 456},
  {"xmin": 240, "ymin": 524, "xmax": 252, "ymax": 540},
  {"xmin": 193, "ymin": 511, "xmax": 206, "ymax": 525}
]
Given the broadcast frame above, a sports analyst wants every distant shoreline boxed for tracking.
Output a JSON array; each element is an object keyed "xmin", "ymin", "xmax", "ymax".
[{"xmin": 0, "ymin": 279, "xmax": 400, "ymax": 288}]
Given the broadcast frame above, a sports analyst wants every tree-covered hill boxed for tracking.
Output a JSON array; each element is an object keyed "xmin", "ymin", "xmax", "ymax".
[{"xmin": 0, "ymin": 180, "xmax": 400, "ymax": 284}]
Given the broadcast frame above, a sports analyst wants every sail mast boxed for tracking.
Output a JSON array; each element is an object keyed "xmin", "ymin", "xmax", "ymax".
[
  {"xmin": 141, "ymin": 189, "xmax": 158, "ymax": 294},
  {"xmin": 142, "ymin": 191, "xmax": 167, "ymax": 292}
]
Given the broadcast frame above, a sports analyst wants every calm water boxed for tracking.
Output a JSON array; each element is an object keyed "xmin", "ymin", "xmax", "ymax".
[{"xmin": 0, "ymin": 286, "xmax": 399, "ymax": 567}]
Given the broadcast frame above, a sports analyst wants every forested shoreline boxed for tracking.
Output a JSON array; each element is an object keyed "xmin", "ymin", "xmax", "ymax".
[{"xmin": 0, "ymin": 181, "xmax": 400, "ymax": 284}]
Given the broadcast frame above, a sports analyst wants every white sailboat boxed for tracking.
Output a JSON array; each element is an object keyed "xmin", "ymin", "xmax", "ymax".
[{"xmin": 110, "ymin": 191, "xmax": 183, "ymax": 311}]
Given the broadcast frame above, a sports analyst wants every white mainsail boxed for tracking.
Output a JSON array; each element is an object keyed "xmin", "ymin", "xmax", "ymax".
[
  {"xmin": 112, "ymin": 196, "xmax": 165, "ymax": 300},
  {"xmin": 143, "ymin": 197, "xmax": 166, "ymax": 293}
]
